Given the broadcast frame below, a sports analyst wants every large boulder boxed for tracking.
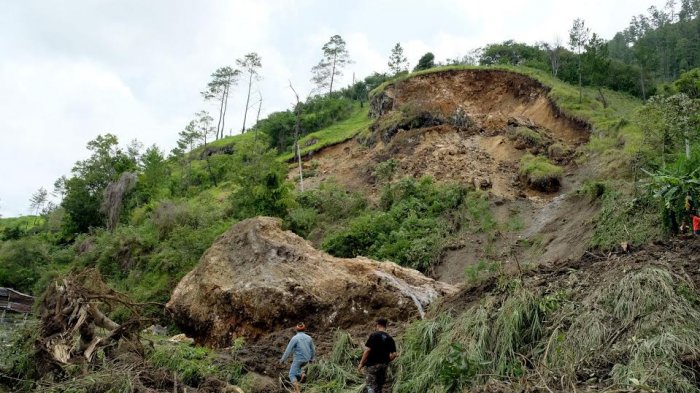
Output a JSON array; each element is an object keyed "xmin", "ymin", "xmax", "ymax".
[{"xmin": 166, "ymin": 217, "xmax": 456, "ymax": 347}]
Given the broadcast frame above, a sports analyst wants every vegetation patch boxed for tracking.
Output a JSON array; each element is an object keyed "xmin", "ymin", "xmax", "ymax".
[
  {"xmin": 321, "ymin": 177, "xmax": 495, "ymax": 271},
  {"xmin": 278, "ymin": 104, "xmax": 372, "ymax": 162},
  {"xmin": 590, "ymin": 187, "xmax": 664, "ymax": 250},
  {"xmin": 519, "ymin": 154, "xmax": 563, "ymax": 192}
]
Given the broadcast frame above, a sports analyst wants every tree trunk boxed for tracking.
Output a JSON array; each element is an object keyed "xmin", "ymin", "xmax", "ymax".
[
  {"xmin": 216, "ymin": 91, "xmax": 225, "ymax": 140},
  {"xmin": 205, "ymin": 156, "xmax": 218, "ymax": 187},
  {"xmin": 242, "ymin": 73, "xmax": 253, "ymax": 133},
  {"xmin": 296, "ymin": 141, "xmax": 304, "ymax": 192},
  {"xmin": 577, "ymin": 52, "xmax": 583, "ymax": 103},
  {"xmin": 597, "ymin": 88, "xmax": 608, "ymax": 108},
  {"xmin": 221, "ymin": 84, "xmax": 230, "ymax": 137},
  {"xmin": 329, "ymin": 54, "xmax": 337, "ymax": 94},
  {"xmin": 639, "ymin": 66, "xmax": 647, "ymax": 101}
]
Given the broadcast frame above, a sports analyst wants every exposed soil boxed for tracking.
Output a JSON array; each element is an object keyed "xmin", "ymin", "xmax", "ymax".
[
  {"xmin": 293, "ymin": 69, "xmax": 597, "ymax": 283},
  {"xmin": 296, "ymin": 70, "xmax": 589, "ymax": 199}
]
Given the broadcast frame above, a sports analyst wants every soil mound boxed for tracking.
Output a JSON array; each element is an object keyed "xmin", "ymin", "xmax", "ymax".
[{"xmin": 166, "ymin": 217, "xmax": 456, "ymax": 347}]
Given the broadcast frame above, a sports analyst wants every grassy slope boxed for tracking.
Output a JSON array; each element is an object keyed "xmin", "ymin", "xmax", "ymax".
[
  {"xmin": 278, "ymin": 104, "xmax": 372, "ymax": 162},
  {"xmin": 186, "ymin": 104, "xmax": 371, "ymax": 164},
  {"xmin": 0, "ymin": 216, "xmax": 43, "ymax": 230}
]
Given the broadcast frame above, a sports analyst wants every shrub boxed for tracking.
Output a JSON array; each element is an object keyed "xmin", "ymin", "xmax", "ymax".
[
  {"xmin": 510, "ymin": 127, "xmax": 544, "ymax": 148},
  {"xmin": 323, "ymin": 177, "xmax": 475, "ymax": 271},
  {"xmin": 0, "ymin": 238, "xmax": 51, "ymax": 294},
  {"xmin": 373, "ymin": 158, "xmax": 399, "ymax": 182}
]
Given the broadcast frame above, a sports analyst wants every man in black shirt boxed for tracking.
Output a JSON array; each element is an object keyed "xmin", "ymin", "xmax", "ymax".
[{"xmin": 357, "ymin": 318, "xmax": 398, "ymax": 393}]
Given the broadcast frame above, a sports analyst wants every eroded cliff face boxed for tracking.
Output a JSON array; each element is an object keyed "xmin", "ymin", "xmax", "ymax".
[{"xmin": 166, "ymin": 216, "xmax": 456, "ymax": 347}]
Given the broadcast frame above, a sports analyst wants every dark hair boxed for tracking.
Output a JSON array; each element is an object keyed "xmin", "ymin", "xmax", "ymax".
[{"xmin": 376, "ymin": 318, "xmax": 388, "ymax": 327}]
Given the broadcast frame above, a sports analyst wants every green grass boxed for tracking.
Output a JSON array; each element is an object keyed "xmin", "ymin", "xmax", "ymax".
[
  {"xmin": 278, "ymin": 104, "xmax": 372, "ymax": 162},
  {"xmin": 589, "ymin": 187, "xmax": 664, "ymax": 250},
  {"xmin": 0, "ymin": 216, "xmax": 43, "ymax": 230},
  {"xmin": 148, "ymin": 337, "xmax": 244, "ymax": 386},
  {"xmin": 519, "ymin": 154, "xmax": 563, "ymax": 190},
  {"xmin": 510, "ymin": 127, "xmax": 545, "ymax": 147}
]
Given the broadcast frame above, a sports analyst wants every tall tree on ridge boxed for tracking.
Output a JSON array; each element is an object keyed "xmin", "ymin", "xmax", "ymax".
[
  {"xmin": 311, "ymin": 35, "xmax": 351, "ymax": 94},
  {"xmin": 388, "ymin": 43, "xmax": 409, "ymax": 75},
  {"xmin": 29, "ymin": 187, "xmax": 48, "ymax": 221},
  {"xmin": 202, "ymin": 66, "xmax": 240, "ymax": 139},
  {"xmin": 237, "ymin": 52, "xmax": 262, "ymax": 133},
  {"xmin": 569, "ymin": 18, "xmax": 591, "ymax": 103}
]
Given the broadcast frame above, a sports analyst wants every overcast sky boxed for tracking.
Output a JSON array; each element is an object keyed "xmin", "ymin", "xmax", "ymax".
[{"xmin": 0, "ymin": 0, "xmax": 663, "ymax": 217}]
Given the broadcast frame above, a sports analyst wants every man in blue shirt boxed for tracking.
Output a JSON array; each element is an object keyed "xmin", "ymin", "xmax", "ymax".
[{"xmin": 280, "ymin": 322, "xmax": 316, "ymax": 392}]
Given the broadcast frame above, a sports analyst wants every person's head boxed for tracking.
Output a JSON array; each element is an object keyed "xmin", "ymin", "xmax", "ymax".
[
  {"xmin": 295, "ymin": 322, "xmax": 306, "ymax": 332},
  {"xmin": 375, "ymin": 318, "xmax": 388, "ymax": 331}
]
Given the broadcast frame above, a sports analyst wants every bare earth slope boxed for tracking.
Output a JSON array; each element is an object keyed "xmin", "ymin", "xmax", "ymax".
[{"xmin": 294, "ymin": 69, "xmax": 597, "ymax": 282}]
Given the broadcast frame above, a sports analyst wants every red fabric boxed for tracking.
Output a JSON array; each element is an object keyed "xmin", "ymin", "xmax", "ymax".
[{"xmin": 693, "ymin": 215, "xmax": 700, "ymax": 231}]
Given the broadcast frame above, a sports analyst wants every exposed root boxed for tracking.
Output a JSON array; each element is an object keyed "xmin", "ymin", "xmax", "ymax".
[{"xmin": 37, "ymin": 268, "xmax": 150, "ymax": 368}]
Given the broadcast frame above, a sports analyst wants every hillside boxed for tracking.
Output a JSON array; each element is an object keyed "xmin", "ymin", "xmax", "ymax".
[{"xmin": 1, "ymin": 64, "xmax": 698, "ymax": 393}]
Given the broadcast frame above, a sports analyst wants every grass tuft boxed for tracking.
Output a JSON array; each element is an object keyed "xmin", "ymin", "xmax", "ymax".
[{"xmin": 519, "ymin": 154, "xmax": 563, "ymax": 192}]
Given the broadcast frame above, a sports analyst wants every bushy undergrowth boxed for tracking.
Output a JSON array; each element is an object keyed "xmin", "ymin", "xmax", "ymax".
[
  {"xmin": 373, "ymin": 265, "xmax": 700, "ymax": 393},
  {"xmin": 305, "ymin": 331, "xmax": 364, "ymax": 393},
  {"xmin": 148, "ymin": 339, "xmax": 244, "ymax": 387},
  {"xmin": 590, "ymin": 187, "xmax": 663, "ymax": 249},
  {"xmin": 321, "ymin": 177, "xmax": 494, "ymax": 271}
]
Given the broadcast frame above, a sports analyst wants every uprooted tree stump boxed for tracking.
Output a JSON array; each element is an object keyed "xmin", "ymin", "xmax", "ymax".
[
  {"xmin": 38, "ymin": 268, "xmax": 148, "ymax": 367},
  {"xmin": 29, "ymin": 269, "xmax": 247, "ymax": 392}
]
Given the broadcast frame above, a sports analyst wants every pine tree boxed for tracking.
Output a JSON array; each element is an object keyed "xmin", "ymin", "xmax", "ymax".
[
  {"xmin": 388, "ymin": 43, "xmax": 409, "ymax": 74},
  {"xmin": 236, "ymin": 52, "xmax": 262, "ymax": 133},
  {"xmin": 311, "ymin": 35, "xmax": 351, "ymax": 94}
]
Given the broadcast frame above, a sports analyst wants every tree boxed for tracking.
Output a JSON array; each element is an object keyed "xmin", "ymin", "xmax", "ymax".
[
  {"xmin": 29, "ymin": 187, "xmax": 48, "ymax": 219},
  {"xmin": 289, "ymin": 82, "xmax": 305, "ymax": 192},
  {"xmin": 413, "ymin": 52, "xmax": 436, "ymax": 71},
  {"xmin": 194, "ymin": 110, "xmax": 215, "ymax": 146},
  {"xmin": 569, "ymin": 18, "xmax": 591, "ymax": 103},
  {"xmin": 61, "ymin": 134, "xmax": 137, "ymax": 235},
  {"xmin": 52, "ymin": 175, "xmax": 68, "ymax": 202},
  {"xmin": 202, "ymin": 66, "xmax": 240, "ymax": 139},
  {"xmin": 582, "ymin": 33, "xmax": 611, "ymax": 107},
  {"xmin": 388, "ymin": 43, "xmax": 409, "ymax": 74},
  {"xmin": 178, "ymin": 121, "xmax": 199, "ymax": 152},
  {"xmin": 236, "ymin": 52, "xmax": 262, "ymax": 133},
  {"xmin": 311, "ymin": 35, "xmax": 351, "ymax": 94},
  {"xmin": 541, "ymin": 37, "xmax": 564, "ymax": 77},
  {"xmin": 102, "ymin": 172, "xmax": 137, "ymax": 231},
  {"xmin": 674, "ymin": 68, "xmax": 700, "ymax": 98},
  {"xmin": 138, "ymin": 145, "xmax": 169, "ymax": 201},
  {"xmin": 639, "ymin": 93, "xmax": 700, "ymax": 163}
]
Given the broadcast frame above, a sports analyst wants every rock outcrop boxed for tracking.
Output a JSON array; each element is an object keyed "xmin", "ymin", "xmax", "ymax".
[{"xmin": 166, "ymin": 217, "xmax": 456, "ymax": 347}]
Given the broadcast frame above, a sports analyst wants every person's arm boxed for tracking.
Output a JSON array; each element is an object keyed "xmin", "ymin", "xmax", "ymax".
[
  {"xmin": 280, "ymin": 337, "xmax": 296, "ymax": 363},
  {"xmin": 388, "ymin": 337, "xmax": 398, "ymax": 362},
  {"xmin": 358, "ymin": 347, "xmax": 371, "ymax": 372}
]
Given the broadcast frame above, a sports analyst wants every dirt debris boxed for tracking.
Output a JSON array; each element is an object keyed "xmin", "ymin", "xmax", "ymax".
[
  {"xmin": 166, "ymin": 216, "xmax": 456, "ymax": 348},
  {"xmin": 296, "ymin": 69, "xmax": 589, "ymax": 201}
]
